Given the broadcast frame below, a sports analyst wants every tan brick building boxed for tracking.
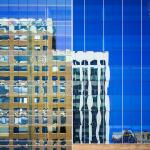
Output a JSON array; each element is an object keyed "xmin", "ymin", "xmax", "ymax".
[{"xmin": 0, "ymin": 18, "xmax": 72, "ymax": 150}]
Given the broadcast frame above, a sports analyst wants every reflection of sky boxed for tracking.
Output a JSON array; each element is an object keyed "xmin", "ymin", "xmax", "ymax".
[
  {"xmin": 0, "ymin": 0, "xmax": 71, "ymax": 50},
  {"xmin": 74, "ymin": 0, "xmax": 150, "ymax": 142},
  {"xmin": 0, "ymin": 0, "xmax": 71, "ymax": 5}
]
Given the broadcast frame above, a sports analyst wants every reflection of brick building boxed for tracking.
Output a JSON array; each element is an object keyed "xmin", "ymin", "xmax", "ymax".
[
  {"xmin": 72, "ymin": 51, "xmax": 110, "ymax": 144},
  {"xmin": 0, "ymin": 18, "xmax": 72, "ymax": 150}
]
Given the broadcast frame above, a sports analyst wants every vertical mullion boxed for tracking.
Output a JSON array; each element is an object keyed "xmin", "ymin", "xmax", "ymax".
[
  {"xmin": 83, "ymin": 0, "xmax": 85, "ymax": 143},
  {"xmin": 102, "ymin": 0, "xmax": 105, "ymax": 144},
  {"xmin": 141, "ymin": 0, "xmax": 143, "ymax": 144},
  {"xmin": 122, "ymin": 0, "xmax": 124, "ymax": 144},
  {"xmin": 103, "ymin": 0, "xmax": 105, "ymax": 52},
  {"xmin": 71, "ymin": 0, "xmax": 73, "ymax": 148}
]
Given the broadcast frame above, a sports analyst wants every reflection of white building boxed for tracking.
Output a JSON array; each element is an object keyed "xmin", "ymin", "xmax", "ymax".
[
  {"xmin": 112, "ymin": 130, "xmax": 150, "ymax": 143},
  {"xmin": 112, "ymin": 130, "xmax": 137, "ymax": 143},
  {"xmin": 135, "ymin": 131, "xmax": 150, "ymax": 143},
  {"xmin": 73, "ymin": 51, "xmax": 110, "ymax": 144}
]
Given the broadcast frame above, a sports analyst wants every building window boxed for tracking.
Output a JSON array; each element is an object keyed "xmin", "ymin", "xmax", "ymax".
[
  {"xmin": 43, "ymin": 86, "xmax": 47, "ymax": 94},
  {"xmin": 34, "ymin": 35, "xmax": 40, "ymax": 40},
  {"xmin": 52, "ymin": 66, "xmax": 58, "ymax": 72},
  {"xmin": 14, "ymin": 66, "xmax": 27, "ymax": 71},
  {"xmin": 0, "ymin": 84, "xmax": 9, "ymax": 95},
  {"xmin": 14, "ymin": 45, "xmax": 27, "ymax": 51},
  {"xmin": 0, "ymin": 45, "xmax": 9, "ymax": 51},
  {"xmin": 60, "ymin": 98, "xmax": 65, "ymax": 103},
  {"xmin": 52, "ymin": 126, "xmax": 58, "ymax": 133},
  {"xmin": 100, "ymin": 60, "xmax": 106, "ymax": 65},
  {"xmin": 35, "ymin": 86, "xmax": 39, "ymax": 93},
  {"xmin": 37, "ymin": 26, "xmax": 47, "ymax": 31},
  {"xmin": 0, "ymin": 25, "xmax": 9, "ymax": 32},
  {"xmin": 13, "ymin": 139, "xmax": 28, "ymax": 146},
  {"xmin": 14, "ymin": 76, "xmax": 27, "ymax": 81},
  {"xmin": 42, "ymin": 126, "xmax": 48, "ymax": 133},
  {"xmin": 60, "ymin": 139, "xmax": 66, "ymax": 145},
  {"xmin": 0, "ymin": 66, "xmax": 10, "ymax": 71},
  {"xmin": 13, "ymin": 86, "xmax": 27, "ymax": 94},
  {"xmin": 52, "ymin": 116, "xmax": 57, "ymax": 124},
  {"xmin": 14, "ymin": 25, "xmax": 28, "ymax": 31},
  {"xmin": 53, "ymin": 97, "xmax": 58, "ymax": 103},
  {"xmin": 53, "ymin": 85, "xmax": 58, "ymax": 94},
  {"xmin": 34, "ymin": 76, "xmax": 40, "ymax": 81},
  {"xmin": 34, "ymin": 97, "xmax": 40, "ymax": 103},
  {"xmin": 73, "ymin": 60, "xmax": 80, "ymax": 65},
  {"xmin": 53, "ymin": 56, "xmax": 66, "ymax": 61},
  {"xmin": 52, "ymin": 139, "xmax": 58, "ymax": 145},
  {"xmin": 43, "ymin": 139, "xmax": 48, "ymax": 145},
  {"xmin": 60, "ymin": 82, "xmax": 65, "ymax": 93},
  {"xmin": 81, "ymin": 60, "xmax": 88, "ymax": 65},
  {"xmin": 14, "ymin": 97, "xmax": 27, "ymax": 103},
  {"xmin": 60, "ymin": 127, "xmax": 66, "ymax": 133},
  {"xmin": 35, "ymin": 116, "xmax": 39, "ymax": 124},
  {"xmin": 14, "ymin": 35, "xmax": 27, "ymax": 40},
  {"xmin": 42, "ymin": 66, "xmax": 48, "ymax": 71},
  {"xmin": 0, "ymin": 96, "xmax": 9, "ymax": 103},
  {"xmin": 0, "ymin": 56, "xmax": 8, "ymax": 62},
  {"xmin": 14, "ymin": 56, "xmax": 27, "ymax": 63},
  {"xmin": 0, "ymin": 127, "xmax": 9, "ymax": 136},
  {"xmin": 14, "ymin": 116, "xmax": 28, "ymax": 125},
  {"xmin": 35, "ymin": 56, "xmax": 39, "ymax": 62},
  {"xmin": 53, "ymin": 108, "xmax": 58, "ymax": 114},
  {"xmin": 43, "ymin": 35, "xmax": 48, "ymax": 40},
  {"xmin": 60, "ymin": 115, "xmax": 66, "ymax": 124},
  {"xmin": 90, "ymin": 60, "xmax": 97, "ymax": 65},
  {"xmin": 34, "ymin": 45, "xmax": 40, "ymax": 51},
  {"xmin": 60, "ymin": 107, "xmax": 65, "ymax": 112},
  {"xmin": 52, "ymin": 76, "xmax": 58, "ymax": 81},
  {"xmin": 0, "ymin": 116, "xmax": 9, "ymax": 124},
  {"xmin": 43, "ymin": 46, "xmax": 48, "ymax": 51},
  {"xmin": 59, "ymin": 65, "xmax": 66, "ymax": 71},
  {"xmin": 35, "ymin": 127, "xmax": 40, "ymax": 133},
  {"xmin": 42, "ymin": 117, "xmax": 48, "ymax": 124},
  {"xmin": 0, "ymin": 35, "xmax": 9, "ymax": 40},
  {"xmin": 42, "ymin": 76, "xmax": 48, "ymax": 81},
  {"xmin": 34, "ymin": 66, "xmax": 40, "ymax": 71},
  {"xmin": 60, "ymin": 76, "xmax": 65, "ymax": 81},
  {"xmin": 43, "ymin": 97, "xmax": 48, "ymax": 102},
  {"xmin": 14, "ymin": 108, "xmax": 27, "ymax": 116},
  {"xmin": 0, "ymin": 76, "xmax": 10, "ymax": 80},
  {"xmin": 13, "ymin": 127, "xmax": 28, "ymax": 133}
]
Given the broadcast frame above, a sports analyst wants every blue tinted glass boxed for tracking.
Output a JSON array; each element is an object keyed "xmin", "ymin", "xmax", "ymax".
[
  {"xmin": 52, "ymin": 76, "xmax": 58, "ymax": 81},
  {"xmin": 14, "ymin": 66, "xmax": 27, "ymax": 71},
  {"xmin": 0, "ymin": 96, "xmax": 9, "ymax": 103},
  {"xmin": 14, "ymin": 76, "xmax": 27, "ymax": 80},
  {"xmin": 53, "ymin": 56, "xmax": 66, "ymax": 61},
  {"xmin": 53, "ymin": 86, "xmax": 58, "ymax": 93},
  {"xmin": 34, "ymin": 66, "xmax": 40, "ymax": 71},
  {"xmin": 42, "ymin": 66, "xmax": 48, "ymax": 71},
  {"xmin": 0, "ymin": 35, "xmax": 9, "ymax": 40},
  {"xmin": 42, "ymin": 76, "xmax": 48, "ymax": 81},
  {"xmin": 14, "ymin": 56, "xmax": 28, "ymax": 62},
  {"xmin": 0, "ymin": 66, "xmax": 10, "ymax": 71}
]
